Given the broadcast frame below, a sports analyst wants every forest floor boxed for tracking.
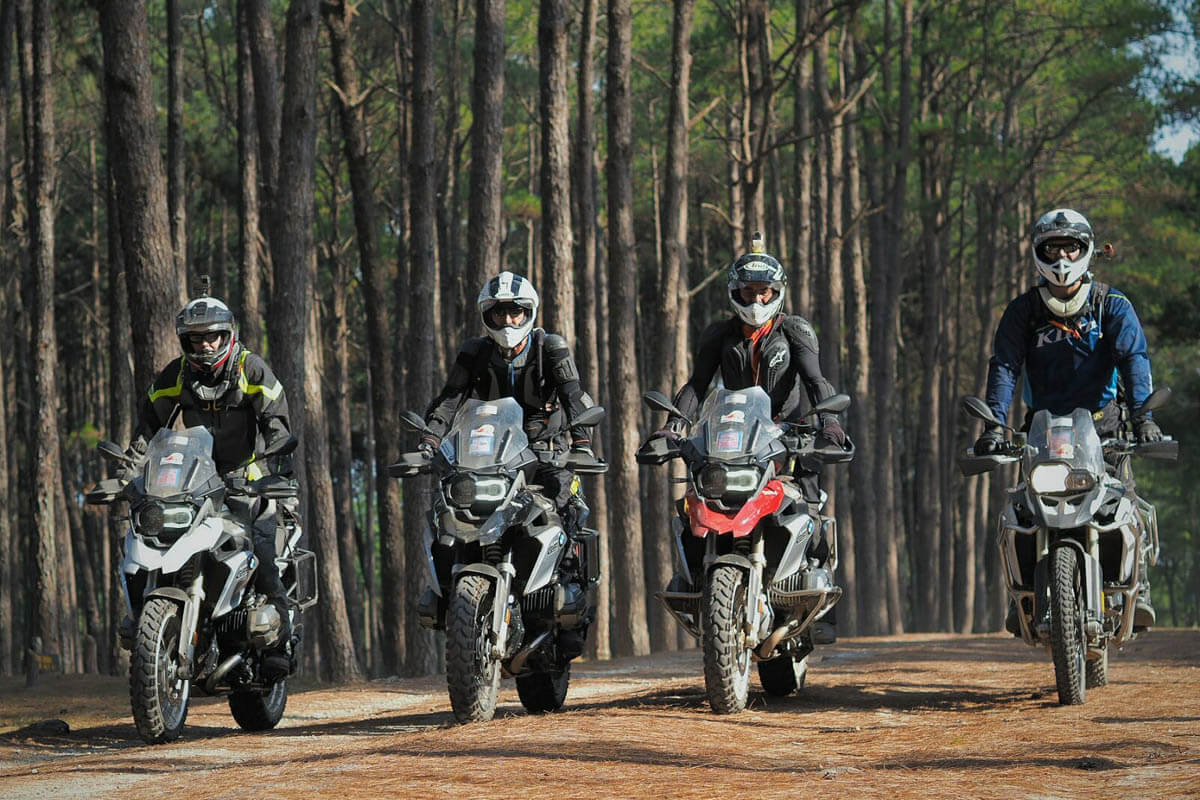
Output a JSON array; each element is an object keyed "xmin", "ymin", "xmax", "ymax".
[{"xmin": 1, "ymin": 630, "xmax": 1198, "ymax": 799}]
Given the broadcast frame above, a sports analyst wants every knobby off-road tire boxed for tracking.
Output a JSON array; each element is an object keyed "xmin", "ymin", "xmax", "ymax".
[
  {"xmin": 1085, "ymin": 646, "xmax": 1109, "ymax": 689},
  {"xmin": 229, "ymin": 679, "xmax": 288, "ymax": 731},
  {"xmin": 130, "ymin": 598, "xmax": 191, "ymax": 743},
  {"xmin": 516, "ymin": 662, "xmax": 570, "ymax": 714},
  {"xmin": 757, "ymin": 654, "xmax": 802, "ymax": 697},
  {"xmin": 1049, "ymin": 547, "xmax": 1087, "ymax": 705},
  {"xmin": 702, "ymin": 565, "xmax": 752, "ymax": 714},
  {"xmin": 446, "ymin": 575, "xmax": 501, "ymax": 723}
]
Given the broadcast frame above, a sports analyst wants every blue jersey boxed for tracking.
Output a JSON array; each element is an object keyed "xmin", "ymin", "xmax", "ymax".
[{"xmin": 984, "ymin": 281, "xmax": 1153, "ymax": 425}]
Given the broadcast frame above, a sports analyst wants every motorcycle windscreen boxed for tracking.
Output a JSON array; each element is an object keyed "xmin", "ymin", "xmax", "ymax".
[
  {"xmin": 1023, "ymin": 408, "xmax": 1105, "ymax": 480},
  {"xmin": 142, "ymin": 426, "xmax": 220, "ymax": 499},
  {"xmin": 693, "ymin": 386, "xmax": 782, "ymax": 461},
  {"xmin": 441, "ymin": 397, "xmax": 530, "ymax": 470}
]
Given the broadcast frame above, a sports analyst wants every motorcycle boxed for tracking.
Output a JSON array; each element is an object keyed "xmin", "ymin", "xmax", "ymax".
[
  {"xmin": 959, "ymin": 389, "xmax": 1178, "ymax": 704},
  {"xmin": 637, "ymin": 386, "xmax": 853, "ymax": 713},
  {"xmin": 389, "ymin": 399, "xmax": 607, "ymax": 723},
  {"xmin": 87, "ymin": 427, "xmax": 317, "ymax": 743}
]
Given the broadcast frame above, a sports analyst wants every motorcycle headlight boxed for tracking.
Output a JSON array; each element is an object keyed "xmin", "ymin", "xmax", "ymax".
[
  {"xmin": 446, "ymin": 475, "xmax": 508, "ymax": 510},
  {"xmin": 161, "ymin": 504, "xmax": 196, "ymax": 530},
  {"xmin": 696, "ymin": 464, "xmax": 759, "ymax": 500},
  {"xmin": 1029, "ymin": 463, "xmax": 1093, "ymax": 495},
  {"xmin": 135, "ymin": 501, "xmax": 165, "ymax": 537}
]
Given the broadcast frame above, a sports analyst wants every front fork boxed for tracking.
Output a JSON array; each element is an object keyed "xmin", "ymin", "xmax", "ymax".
[
  {"xmin": 489, "ymin": 554, "xmax": 517, "ymax": 660},
  {"xmin": 177, "ymin": 572, "xmax": 206, "ymax": 675}
]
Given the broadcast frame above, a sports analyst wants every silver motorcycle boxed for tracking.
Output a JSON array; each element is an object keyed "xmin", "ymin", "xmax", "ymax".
[
  {"xmin": 960, "ymin": 389, "xmax": 1177, "ymax": 704},
  {"xmin": 390, "ymin": 399, "xmax": 606, "ymax": 723},
  {"xmin": 88, "ymin": 427, "xmax": 317, "ymax": 742}
]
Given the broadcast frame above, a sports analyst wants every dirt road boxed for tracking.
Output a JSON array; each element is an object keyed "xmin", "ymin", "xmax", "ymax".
[{"xmin": 2, "ymin": 631, "xmax": 1198, "ymax": 799}]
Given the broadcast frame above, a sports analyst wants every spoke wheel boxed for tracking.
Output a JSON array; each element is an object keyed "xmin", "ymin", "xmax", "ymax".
[
  {"xmin": 446, "ymin": 575, "xmax": 501, "ymax": 723},
  {"xmin": 702, "ymin": 565, "xmax": 752, "ymax": 714},
  {"xmin": 130, "ymin": 598, "xmax": 191, "ymax": 743}
]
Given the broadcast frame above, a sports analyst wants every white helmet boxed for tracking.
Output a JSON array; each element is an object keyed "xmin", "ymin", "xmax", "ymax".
[
  {"xmin": 478, "ymin": 271, "xmax": 538, "ymax": 349},
  {"xmin": 1031, "ymin": 208, "xmax": 1094, "ymax": 287},
  {"xmin": 727, "ymin": 232, "xmax": 786, "ymax": 327}
]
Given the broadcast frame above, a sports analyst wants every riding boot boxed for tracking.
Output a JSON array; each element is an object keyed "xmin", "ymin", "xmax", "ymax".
[{"xmin": 1133, "ymin": 585, "xmax": 1156, "ymax": 632}]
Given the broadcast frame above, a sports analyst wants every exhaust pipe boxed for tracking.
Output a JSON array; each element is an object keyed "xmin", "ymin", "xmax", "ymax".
[
  {"xmin": 506, "ymin": 631, "xmax": 551, "ymax": 676},
  {"xmin": 204, "ymin": 653, "xmax": 244, "ymax": 692},
  {"xmin": 757, "ymin": 620, "xmax": 800, "ymax": 660}
]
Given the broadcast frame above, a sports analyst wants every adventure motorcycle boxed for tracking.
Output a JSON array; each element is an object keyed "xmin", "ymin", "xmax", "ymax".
[
  {"xmin": 959, "ymin": 389, "xmax": 1177, "ymax": 704},
  {"xmin": 637, "ymin": 386, "xmax": 853, "ymax": 713},
  {"xmin": 87, "ymin": 427, "xmax": 317, "ymax": 743},
  {"xmin": 389, "ymin": 399, "xmax": 606, "ymax": 723}
]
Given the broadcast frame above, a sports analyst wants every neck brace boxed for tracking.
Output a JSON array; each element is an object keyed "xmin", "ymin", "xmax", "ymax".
[{"xmin": 1038, "ymin": 280, "xmax": 1091, "ymax": 319}]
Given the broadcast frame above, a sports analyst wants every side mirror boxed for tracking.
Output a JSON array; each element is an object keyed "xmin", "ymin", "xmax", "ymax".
[
  {"xmin": 400, "ymin": 411, "xmax": 433, "ymax": 435},
  {"xmin": 572, "ymin": 405, "xmax": 606, "ymax": 428},
  {"xmin": 811, "ymin": 393, "xmax": 851, "ymax": 416},
  {"xmin": 97, "ymin": 440, "xmax": 129, "ymax": 463},
  {"xmin": 642, "ymin": 391, "xmax": 689, "ymax": 423},
  {"xmin": 1132, "ymin": 386, "xmax": 1171, "ymax": 418},
  {"xmin": 960, "ymin": 396, "xmax": 1008, "ymax": 430}
]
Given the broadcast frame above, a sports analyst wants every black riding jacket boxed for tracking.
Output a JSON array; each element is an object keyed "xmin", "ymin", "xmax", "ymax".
[
  {"xmin": 672, "ymin": 314, "xmax": 838, "ymax": 424},
  {"xmin": 425, "ymin": 329, "xmax": 593, "ymax": 447},
  {"xmin": 133, "ymin": 348, "xmax": 292, "ymax": 475}
]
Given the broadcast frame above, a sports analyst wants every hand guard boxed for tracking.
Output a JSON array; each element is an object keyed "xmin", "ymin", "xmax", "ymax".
[
  {"xmin": 818, "ymin": 417, "xmax": 847, "ymax": 447},
  {"xmin": 1133, "ymin": 417, "xmax": 1164, "ymax": 443},
  {"xmin": 973, "ymin": 426, "xmax": 1006, "ymax": 456},
  {"xmin": 570, "ymin": 441, "xmax": 596, "ymax": 459}
]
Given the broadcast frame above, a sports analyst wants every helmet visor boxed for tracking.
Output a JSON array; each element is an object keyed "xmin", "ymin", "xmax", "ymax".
[{"xmin": 1035, "ymin": 238, "xmax": 1085, "ymax": 263}]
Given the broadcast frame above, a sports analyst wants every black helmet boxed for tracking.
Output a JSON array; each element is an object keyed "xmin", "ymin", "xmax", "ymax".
[{"xmin": 176, "ymin": 296, "xmax": 238, "ymax": 376}]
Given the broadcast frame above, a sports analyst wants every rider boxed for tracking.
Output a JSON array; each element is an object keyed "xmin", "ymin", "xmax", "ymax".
[
  {"xmin": 973, "ymin": 207, "xmax": 1166, "ymax": 632},
  {"xmin": 664, "ymin": 233, "xmax": 847, "ymax": 643},
  {"xmin": 127, "ymin": 293, "xmax": 295, "ymax": 677},
  {"xmin": 422, "ymin": 271, "xmax": 600, "ymax": 655}
]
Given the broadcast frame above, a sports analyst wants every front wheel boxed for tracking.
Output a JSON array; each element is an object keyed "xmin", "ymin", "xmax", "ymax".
[
  {"xmin": 229, "ymin": 680, "xmax": 288, "ymax": 731},
  {"xmin": 1048, "ymin": 547, "xmax": 1087, "ymax": 705},
  {"xmin": 445, "ymin": 575, "xmax": 501, "ymax": 723},
  {"xmin": 702, "ymin": 565, "xmax": 752, "ymax": 714},
  {"xmin": 516, "ymin": 663, "xmax": 570, "ymax": 714},
  {"xmin": 129, "ymin": 597, "xmax": 191, "ymax": 743}
]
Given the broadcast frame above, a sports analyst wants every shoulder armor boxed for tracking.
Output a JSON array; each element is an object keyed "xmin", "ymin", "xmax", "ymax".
[{"xmin": 780, "ymin": 315, "xmax": 818, "ymax": 351}]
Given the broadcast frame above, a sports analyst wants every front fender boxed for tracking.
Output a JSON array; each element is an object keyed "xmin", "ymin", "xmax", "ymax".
[
  {"xmin": 452, "ymin": 562, "xmax": 502, "ymax": 582},
  {"xmin": 708, "ymin": 553, "xmax": 752, "ymax": 575},
  {"xmin": 145, "ymin": 586, "xmax": 189, "ymax": 605}
]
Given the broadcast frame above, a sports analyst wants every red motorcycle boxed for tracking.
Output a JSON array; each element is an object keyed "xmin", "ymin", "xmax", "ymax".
[{"xmin": 638, "ymin": 386, "xmax": 852, "ymax": 713}]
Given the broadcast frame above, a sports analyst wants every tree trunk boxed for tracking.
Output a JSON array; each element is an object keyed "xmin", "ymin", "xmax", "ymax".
[
  {"xmin": 26, "ymin": 0, "xmax": 61, "ymax": 675},
  {"xmin": 842, "ymin": 41, "xmax": 879, "ymax": 632},
  {"xmin": 324, "ymin": 0, "xmax": 406, "ymax": 676},
  {"xmin": 405, "ymin": 0, "xmax": 439, "ymax": 677},
  {"xmin": 0, "ymin": 0, "xmax": 13, "ymax": 677},
  {"xmin": 538, "ymin": 0, "xmax": 573, "ymax": 338},
  {"xmin": 467, "ymin": 0, "xmax": 505, "ymax": 291},
  {"xmin": 571, "ymin": 0, "xmax": 608, "ymax": 660},
  {"xmin": 247, "ymin": 0, "xmax": 280, "ymax": 239},
  {"xmin": 99, "ymin": 0, "xmax": 179, "ymax": 393},
  {"xmin": 605, "ymin": 0, "xmax": 649, "ymax": 657},
  {"xmin": 166, "ymin": 0, "xmax": 187, "ymax": 302},
  {"xmin": 268, "ymin": 0, "xmax": 361, "ymax": 683},
  {"xmin": 236, "ymin": 0, "xmax": 263, "ymax": 350}
]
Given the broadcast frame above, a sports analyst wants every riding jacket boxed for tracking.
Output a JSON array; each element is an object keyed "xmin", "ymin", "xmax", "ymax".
[
  {"xmin": 672, "ymin": 313, "xmax": 838, "ymax": 424},
  {"xmin": 985, "ymin": 280, "xmax": 1153, "ymax": 428},
  {"xmin": 133, "ymin": 348, "xmax": 292, "ymax": 475},
  {"xmin": 425, "ymin": 328, "xmax": 594, "ymax": 448}
]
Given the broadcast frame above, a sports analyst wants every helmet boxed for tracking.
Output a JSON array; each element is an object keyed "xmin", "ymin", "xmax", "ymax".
[
  {"xmin": 478, "ymin": 271, "xmax": 538, "ymax": 349},
  {"xmin": 1031, "ymin": 208, "xmax": 1094, "ymax": 287},
  {"xmin": 176, "ymin": 296, "xmax": 238, "ymax": 376},
  {"xmin": 728, "ymin": 232, "xmax": 786, "ymax": 327}
]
